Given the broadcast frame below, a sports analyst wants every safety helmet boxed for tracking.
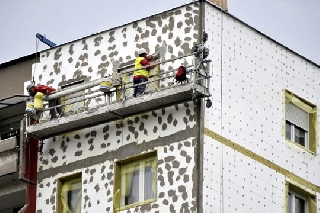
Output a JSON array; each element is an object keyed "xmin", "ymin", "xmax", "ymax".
[
  {"xmin": 26, "ymin": 84, "xmax": 34, "ymax": 92},
  {"xmin": 137, "ymin": 49, "xmax": 147, "ymax": 55}
]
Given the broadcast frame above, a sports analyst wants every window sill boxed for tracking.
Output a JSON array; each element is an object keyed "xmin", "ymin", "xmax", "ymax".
[
  {"xmin": 115, "ymin": 198, "xmax": 156, "ymax": 212},
  {"xmin": 285, "ymin": 139, "xmax": 316, "ymax": 156}
]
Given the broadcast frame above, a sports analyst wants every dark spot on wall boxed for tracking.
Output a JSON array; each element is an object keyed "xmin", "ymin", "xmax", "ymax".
[
  {"xmin": 53, "ymin": 62, "xmax": 61, "ymax": 74},
  {"xmin": 91, "ymin": 130, "xmax": 97, "ymax": 137},
  {"xmin": 133, "ymin": 22, "xmax": 138, "ymax": 28},
  {"xmin": 74, "ymin": 134, "xmax": 80, "ymax": 139},
  {"xmin": 157, "ymin": 36, "xmax": 162, "ymax": 43},
  {"xmin": 107, "ymin": 172, "xmax": 113, "ymax": 180},
  {"xmin": 153, "ymin": 126, "xmax": 158, "ymax": 133},
  {"xmin": 165, "ymin": 156, "xmax": 175, "ymax": 162},
  {"xmin": 54, "ymin": 48, "xmax": 62, "ymax": 60},
  {"xmin": 89, "ymin": 145, "xmax": 94, "ymax": 151},
  {"xmin": 183, "ymin": 174, "xmax": 189, "ymax": 183},
  {"xmin": 134, "ymin": 131, "xmax": 139, "ymax": 139},
  {"xmin": 135, "ymin": 34, "xmax": 139, "ymax": 42},
  {"xmin": 170, "ymin": 204, "xmax": 175, "ymax": 212},
  {"xmin": 101, "ymin": 55, "xmax": 107, "ymax": 61},
  {"xmin": 162, "ymin": 123, "xmax": 167, "ymax": 130},
  {"xmin": 158, "ymin": 175, "xmax": 165, "ymax": 187},
  {"xmin": 139, "ymin": 122, "xmax": 144, "ymax": 131},
  {"xmin": 162, "ymin": 25, "xmax": 169, "ymax": 34},
  {"xmin": 168, "ymin": 17, "xmax": 174, "ymax": 31},
  {"xmin": 168, "ymin": 45, "xmax": 173, "ymax": 54},
  {"xmin": 123, "ymin": 41, "xmax": 127, "ymax": 47},
  {"xmin": 50, "ymin": 195, "xmax": 55, "ymax": 205},
  {"xmin": 151, "ymin": 29, "xmax": 157, "ymax": 36},
  {"xmin": 48, "ymin": 148, "xmax": 55, "ymax": 157},
  {"xmin": 158, "ymin": 117, "xmax": 162, "ymax": 124},
  {"xmin": 168, "ymin": 171, "xmax": 174, "ymax": 185},
  {"xmin": 179, "ymin": 168, "xmax": 187, "ymax": 175},
  {"xmin": 60, "ymin": 141, "xmax": 67, "ymax": 153},
  {"xmin": 75, "ymin": 151, "xmax": 82, "ymax": 156},
  {"xmin": 94, "ymin": 50, "xmax": 101, "ymax": 56},
  {"xmin": 52, "ymin": 156, "xmax": 58, "ymax": 163},
  {"xmin": 172, "ymin": 160, "xmax": 180, "ymax": 168},
  {"xmin": 68, "ymin": 44, "xmax": 74, "ymax": 55},
  {"xmin": 165, "ymin": 163, "xmax": 171, "ymax": 171},
  {"xmin": 88, "ymin": 138, "xmax": 94, "ymax": 144},
  {"xmin": 186, "ymin": 155, "xmax": 192, "ymax": 163},
  {"xmin": 83, "ymin": 44, "xmax": 88, "ymax": 50},
  {"xmin": 101, "ymin": 143, "xmax": 106, "ymax": 148},
  {"xmin": 90, "ymin": 169, "xmax": 96, "ymax": 175},
  {"xmin": 103, "ymin": 125, "xmax": 109, "ymax": 133}
]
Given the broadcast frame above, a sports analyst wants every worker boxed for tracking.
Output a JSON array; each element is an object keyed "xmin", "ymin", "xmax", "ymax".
[
  {"xmin": 26, "ymin": 84, "xmax": 64, "ymax": 119},
  {"xmin": 133, "ymin": 49, "xmax": 157, "ymax": 97}
]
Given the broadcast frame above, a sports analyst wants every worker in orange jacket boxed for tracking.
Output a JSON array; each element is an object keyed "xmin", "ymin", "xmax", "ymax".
[{"xmin": 26, "ymin": 84, "xmax": 64, "ymax": 119}]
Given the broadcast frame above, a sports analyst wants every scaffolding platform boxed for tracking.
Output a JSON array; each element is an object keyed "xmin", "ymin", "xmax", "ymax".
[{"xmin": 26, "ymin": 83, "xmax": 208, "ymax": 140}]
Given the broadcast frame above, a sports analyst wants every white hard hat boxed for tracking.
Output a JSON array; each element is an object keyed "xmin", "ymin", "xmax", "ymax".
[
  {"xmin": 26, "ymin": 83, "xmax": 35, "ymax": 91},
  {"xmin": 137, "ymin": 49, "xmax": 147, "ymax": 55}
]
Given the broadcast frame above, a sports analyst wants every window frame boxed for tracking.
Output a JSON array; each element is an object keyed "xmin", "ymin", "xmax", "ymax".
[
  {"xmin": 286, "ymin": 181, "xmax": 317, "ymax": 213},
  {"xmin": 113, "ymin": 151, "xmax": 157, "ymax": 212},
  {"xmin": 284, "ymin": 90, "xmax": 317, "ymax": 154},
  {"xmin": 56, "ymin": 173, "xmax": 82, "ymax": 213},
  {"xmin": 286, "ymin": 120, "xmax": 309, "ymax": 148}
]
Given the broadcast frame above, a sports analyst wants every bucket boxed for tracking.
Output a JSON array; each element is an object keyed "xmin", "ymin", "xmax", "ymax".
[
  {"xmin": 100, "ymin": 78, "xmax": 113, "ymax": 92},
  {"xmin": 34, "ymin": 92, "xmax": 44, "ymax": 109},
  {"xmin": 25, "ymin": 101, "xmax": 36, "ymax": 117}
]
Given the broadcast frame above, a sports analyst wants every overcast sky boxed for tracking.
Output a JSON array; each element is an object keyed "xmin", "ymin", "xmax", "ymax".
[{"xmin": 0, "ymin": 0, "xmax": 319, "ymax": 65}]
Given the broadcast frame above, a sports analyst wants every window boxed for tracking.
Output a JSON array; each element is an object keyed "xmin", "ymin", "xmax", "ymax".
[
  {"xmin": 288, "ymin": 191, "xmax": 307, "ymax": 213},
  {"xmin": 285, "ymin": 90, "xmax": 317, "ymax": 153},
  {"xmin": 57, "ymin": 174, "xmax": 82, "ymax": 213},
  {"xmin": 286, "ymin": 182, "xmax": 317, "ymax": 213},
  {"xmin": 114, "ymin": 152, "xmax": 157, "ymax": 211}
]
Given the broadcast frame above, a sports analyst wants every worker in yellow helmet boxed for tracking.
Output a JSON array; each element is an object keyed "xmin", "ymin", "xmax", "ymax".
[{"xmin": 133, "ymin": 49, "xmax": 156, "ymax": 97}]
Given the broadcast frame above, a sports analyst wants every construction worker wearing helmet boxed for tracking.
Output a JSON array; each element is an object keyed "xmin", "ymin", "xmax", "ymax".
[
  {"xmin": 133, "ymin": 49, "xmax": 157, "ymax": 97},
  {"xmin": 26, "ymin": 84, "xmax": 64, "ymax": 119}
]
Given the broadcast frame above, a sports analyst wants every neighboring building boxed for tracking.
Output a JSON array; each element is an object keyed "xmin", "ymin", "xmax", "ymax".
[
  {"xmin": 0, "ymin": 54, "xmax": 39, "ymax": 213},
  {"xmin": 23, "ymin": 1, "xmax": 319, "ymax": 212}
]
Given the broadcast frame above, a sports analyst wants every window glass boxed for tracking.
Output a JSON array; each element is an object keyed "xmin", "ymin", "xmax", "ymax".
[
  {"xmin": 119, "ymin": 156, "xmax": 157, "ymax": 208},
  {"xmin": 286, "ymin": 121, "xmax": 292, "ymax": 140},
  {"xmin": 61, "ymin": 177, "xmax": 82, "ymax": 213},
  {"xmin": 294, "ymin": 126, "xmax": 306, "ymax": 147},
  {"xmin": 295, "ymin": 196, "xmax": 305, "ymax": 213}
]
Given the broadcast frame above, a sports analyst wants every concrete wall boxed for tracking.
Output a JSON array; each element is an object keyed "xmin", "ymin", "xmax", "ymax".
[
  {"xmin": 35, "ymin": 3, "xmax": 202, "ymax": 213},
  {"xmin": 0, "ymin": 57, "xmax": 36, "ymax": 98},
  {"xmin": 203, "ymin": 3, "xmax": 320, "ymax": 212}
]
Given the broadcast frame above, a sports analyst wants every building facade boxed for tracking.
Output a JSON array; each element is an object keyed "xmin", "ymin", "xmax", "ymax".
[
  {"xmin": 27, "ymin": 1, "xmax": 319, "ymax": 212},
  {"xmin": 0, "ymin": 54, "xmax": 39, "ymax": 213}
]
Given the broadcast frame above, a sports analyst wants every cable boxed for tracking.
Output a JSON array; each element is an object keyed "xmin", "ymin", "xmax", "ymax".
[{"xmin": 219, "ymin": 8, "xmax": 225, "ymax": 213}]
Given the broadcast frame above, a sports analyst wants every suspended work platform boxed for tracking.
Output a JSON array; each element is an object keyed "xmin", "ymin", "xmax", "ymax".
[{"xmin": 26, "ymin": 83, "xmax": 209, "ymax": 140}]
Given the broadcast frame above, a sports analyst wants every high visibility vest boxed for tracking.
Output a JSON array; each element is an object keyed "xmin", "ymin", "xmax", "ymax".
[{"xmin": 134, "ymin": 57, "xmax": 149, "ymax": 78}]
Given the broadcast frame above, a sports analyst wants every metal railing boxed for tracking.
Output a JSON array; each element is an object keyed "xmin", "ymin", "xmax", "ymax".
[{"xmin": 27, "ymin": 54, "xmax": 211, "ymax": 125}]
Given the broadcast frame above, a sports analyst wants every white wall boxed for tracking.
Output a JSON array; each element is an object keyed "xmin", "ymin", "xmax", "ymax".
[{"xmin": 203, "ymin": 3, "xmax": 320, "ymax": 212}]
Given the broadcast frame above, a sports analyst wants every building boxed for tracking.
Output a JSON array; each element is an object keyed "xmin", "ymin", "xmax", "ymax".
[
  {"xmin": 22, "ymin": 0, "xmax": 320, "ymax": 212},
  {"xmin": 0, "ymin": 53, "xmax": 39, "ymax": 213}
]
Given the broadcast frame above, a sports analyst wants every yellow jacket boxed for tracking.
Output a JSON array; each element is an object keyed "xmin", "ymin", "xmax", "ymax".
[{"xmin": 134, "ymin": 57, "xmax": 149, "ymax": 78}]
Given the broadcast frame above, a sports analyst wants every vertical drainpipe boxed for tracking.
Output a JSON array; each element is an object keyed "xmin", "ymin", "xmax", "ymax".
[
  {"xmin": 196, "ymin": 0, "xmax": 205, "ymax": 213},
  {"xmin": 23, "ymin": 119, "xmax": 38, "ymax": 213}
]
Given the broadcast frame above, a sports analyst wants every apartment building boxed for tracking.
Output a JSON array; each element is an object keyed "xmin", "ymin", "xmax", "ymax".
[
  {"xmin": 21, "ymin": 1, "xmax": 319, "ymax": 212},
  {"xmin": 0, "ymin": 54, "xmax": 39, "ymax": 213}
]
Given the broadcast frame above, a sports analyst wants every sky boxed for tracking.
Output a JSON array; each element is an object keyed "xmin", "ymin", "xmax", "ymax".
[{"xmin": 0, "ymin": 0, "xmax": 319, "ymax": 65}]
